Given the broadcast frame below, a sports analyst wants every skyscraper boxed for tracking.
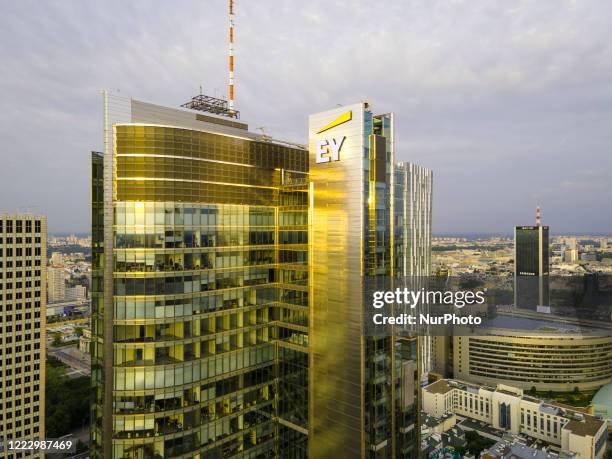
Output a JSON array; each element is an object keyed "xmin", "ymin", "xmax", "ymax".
[
  {"xmin": 309, "ymin": 103, "xmax": 419, "ymax": 458},
  {"xmin": 514, "ymin": 207, "xmax": 550, "ymax": 310},
  {"xmin": 93, "ymin": 93, "xmax": 428, "ymax": 458},
  {"xmin": 91, "ymin": 91, "xmax": 308, "ymax": 458},
  {"xmin": 394, "ymin": 163, "xmax": 433, "ymax": 380},
  {"xmin": 0, "ymin": 214, "xmax": 46, "ymax": 449},
  {"xmin": 394, "ymin": 163, "xmax": 433, "ymax": 278}
]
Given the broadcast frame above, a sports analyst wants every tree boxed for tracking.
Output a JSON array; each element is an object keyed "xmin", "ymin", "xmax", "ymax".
[
  {"xmin": 529, "ymin": 386, "xmax": 537, "ymax": 395},
  {"xmin": 52, "ymin": 332, "xmax": 63, "ymax": 346},
  {"xmin": 465, "ymin": 431, "xmax": 496, "ymax": 458},
  {"xmin": 45, "ymin": 359, "xmax": 90, "ymax": 437}
]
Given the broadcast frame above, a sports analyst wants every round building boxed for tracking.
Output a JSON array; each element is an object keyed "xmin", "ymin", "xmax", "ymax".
[{"xmin": 452, "ymin": 315, "xmax": 612, "ymax": 392}]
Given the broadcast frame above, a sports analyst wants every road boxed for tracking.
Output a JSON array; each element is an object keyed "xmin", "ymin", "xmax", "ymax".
[{"xmin": 47, "ymin": 346, "xmax": 91, "ymax": 377}]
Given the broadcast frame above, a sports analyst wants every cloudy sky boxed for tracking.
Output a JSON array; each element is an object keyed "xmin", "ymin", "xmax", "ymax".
[{"xmin": 1, "ymin": 0, "xmax": 611, "ymax": 234}]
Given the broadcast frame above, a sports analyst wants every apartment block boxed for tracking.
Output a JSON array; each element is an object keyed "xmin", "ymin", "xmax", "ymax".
[{"xmin": 0, "ymin": 215, "xmax": 46, "ymax": 453}]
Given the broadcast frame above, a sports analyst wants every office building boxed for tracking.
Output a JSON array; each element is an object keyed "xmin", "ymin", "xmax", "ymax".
[
  {"xmin": 452, "ymin": 315, "xmax": 612, "ymax": 392},
  {"xmin": 93, "ymin": 93, "xmax": 428, "ymax": 458},
  {"xmin": 566, "ymin": 238, "xmax": 578, "ymax": 251},
  {"xmin": 92, "ymin": 91, "xmax": 310, "ymax": 458},
  {"xmin": 514, "ymin": 207, "xmax": 550, "ymax": 310},
  {"xmin": 50, "ymin": 252, "xmax": 63, "ymax": 266},
  {"xmin": 423, "ymin": 379, "xmax": 607, "ymax": 459},
  {"xmin": 47, "ymin": 265, "xmax": 65, "ymax": 303},
  {"xmin": 309, "ymin": 103, "xmax": 420, "ymax": 458},
  {"xmin": 0, "ymin": 215, "xmax": 46, "ymax": 448},
  {"xmin": 564, "ymin": 249, "xmax": 579, "ymax": 263},
  {"xmin": 394, "ymin": 162, "xmax": 433, "ymax": 379},
  {"xmin": 65, "ymin": 285, "xmax": 86, "ymax": 302},
  {"xmin": 394, "ymin": 162, "xmax": 432, "ymax": 278}
]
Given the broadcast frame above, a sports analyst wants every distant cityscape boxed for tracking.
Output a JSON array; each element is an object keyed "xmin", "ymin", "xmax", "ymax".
[
  {"xmin": 1, "ymin": 1, "xmax": 610, "ymax": 456},
  {"xmin": 433, "ymin": 235, "xmax": 612, "ymax": 276}
]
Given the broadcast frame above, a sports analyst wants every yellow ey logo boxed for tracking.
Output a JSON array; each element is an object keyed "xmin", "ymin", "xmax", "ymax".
[{"xmin": 316, "ymin": 110, "xmax": 352, "ymax": 134}]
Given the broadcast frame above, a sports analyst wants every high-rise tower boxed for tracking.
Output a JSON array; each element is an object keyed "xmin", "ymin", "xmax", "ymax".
[
  {"xmin": 309, "ymin": 103, "xmax": 419, "ymax": 458},
  {"xmin": 514, "ymin": 207, "xmax": 550, "ymax": 310},
  {"xmin": 93, "ymin": 94, "xmax": 426, "ymax": 458},
  {"xmin": 91, "ymin": 91, "xmax": 308, "ymax": 458},
  {"xmin": 0, "ymin": 215, "xmax": 46, "ymax": 450},
  {"xmin": 394, "ymin": 163, "xmax": 433, "ymax": 381},
  {"xmin": 394, "ymin": 163, "xmax": 432, "ymax": 278}
]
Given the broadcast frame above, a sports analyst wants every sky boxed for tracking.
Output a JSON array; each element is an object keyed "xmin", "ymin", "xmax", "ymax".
[{"xmin": 1, "ymin": 0, "xmax": 611, "ymax": 234}]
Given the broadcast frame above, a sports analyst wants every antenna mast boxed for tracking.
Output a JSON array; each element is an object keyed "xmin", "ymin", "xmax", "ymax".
[
  {"xmin": 229, "ymin": 0, "xmax": 235, "ymax": 113},
  {"xmin": 180, "ymin": 2, "xmax": 239, "ymax": 119}
]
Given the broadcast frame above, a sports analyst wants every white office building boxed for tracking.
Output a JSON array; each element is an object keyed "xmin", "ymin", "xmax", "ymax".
[{"xmin": 423, "ymin": 379, "xmax": 607, "ymax": 459}]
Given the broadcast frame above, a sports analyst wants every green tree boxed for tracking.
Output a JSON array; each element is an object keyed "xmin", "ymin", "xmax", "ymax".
[
  {"xmin": 45, "ymin": 359, "xmax": 90, "ymax": 437},
  {"xmin": 52, "ymin": 332, "xmax": 63, "ymax": 346},
  {"xmin": 465, "ymin": 431, "xmax": 496, "ymax": 458},
  {"xmin": 529, "ymin": 386, "xmax": 537, "ymax": 395}
]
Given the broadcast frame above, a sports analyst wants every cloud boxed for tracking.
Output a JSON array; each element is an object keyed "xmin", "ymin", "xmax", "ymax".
[{"xmin": 0, "ymin": 0, "xmax": 610, "ymax": 233}]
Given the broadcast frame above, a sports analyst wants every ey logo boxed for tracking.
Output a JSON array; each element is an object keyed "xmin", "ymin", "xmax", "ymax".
[{"xmin": 315, "ymin": 110, "xmax": 351, "ymax": 164}]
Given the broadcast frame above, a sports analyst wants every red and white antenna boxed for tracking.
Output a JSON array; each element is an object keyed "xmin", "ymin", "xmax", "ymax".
[{"xmin": 228, "ymin": 0, "xmax": 235, "ymax": 113}]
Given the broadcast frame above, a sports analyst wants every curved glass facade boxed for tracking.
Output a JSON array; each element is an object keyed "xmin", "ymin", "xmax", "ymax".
[
  {"xmin": 94, "ymin": 95, "xmax": 425, "ymax": 459},
  {"xmin": 92, "ymin": 119, "xmax": 308, "ymax": 458}
]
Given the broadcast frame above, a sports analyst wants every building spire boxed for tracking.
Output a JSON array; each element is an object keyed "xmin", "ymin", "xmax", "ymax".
[
  {"xmin": 536, "ymin": 206, "xmax": 541, "ymax": 226},
  {"xmin": 228, "ymin": 0, "xmax": 235, "ymax": 113}
]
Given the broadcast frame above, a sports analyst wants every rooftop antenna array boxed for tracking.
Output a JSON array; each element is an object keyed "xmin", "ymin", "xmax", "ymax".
[{"xmin": 181, "ymin": 0, "xmax": 239, "ymax": 119}]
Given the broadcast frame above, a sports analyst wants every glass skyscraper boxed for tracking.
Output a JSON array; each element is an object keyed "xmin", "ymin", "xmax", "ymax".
[
  {"xmin": 92, "ymin": 93, "xmax": 429, "ymax": 458},
  {"xmin": 514, "ymin": 208, "xmax": 550, "ymax": 310},
  {"xmin": 394, "ymin": 163, "xmax": 433, "ymax": 380},
  {"xmin": 92, "ymin": 91, "xmax": 308, "ymax": 458},
  {"xmin": 309, "ymin": 103, "xmax": 420, "ymax": 458}
]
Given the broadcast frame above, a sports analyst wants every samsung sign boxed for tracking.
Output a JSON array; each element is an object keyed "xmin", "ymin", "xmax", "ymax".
[{"xmin": 314, "ymin": 110, "xmax": 352, "ymax": 164}]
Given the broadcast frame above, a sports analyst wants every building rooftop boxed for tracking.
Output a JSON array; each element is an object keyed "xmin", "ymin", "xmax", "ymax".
[
  {"xmin": 562, "ymin": 412, "xmax": 605, "ymax": 438},
  {"xmin": 426, "ymin": 379, "xmax": 605, "ymax": 438},
  {"xmin": 482, "ymin": 439, "xmax": 560, "ymax": 459},
  {"xmin": 424, "ymin": 379, "xmax": 452, "ymax": 395}
]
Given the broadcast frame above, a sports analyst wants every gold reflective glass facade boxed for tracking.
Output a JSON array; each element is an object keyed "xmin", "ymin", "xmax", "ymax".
[
  {"xmin": 94, "ymin": 94, "xmax": 424, "ymax": 459},
  {"xmin": 309, "ymin": 103, "xmax": 419, "ymax": 459},
  {"xmin": 92, "ymin": 105, "xmax": 308, "ymax": 458}
]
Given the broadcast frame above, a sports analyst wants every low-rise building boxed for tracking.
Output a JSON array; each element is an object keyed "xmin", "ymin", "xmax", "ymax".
[
  {"xmin": 78, "ymin": 328, "xmax": 91, "ymax": 354},
  {"xmin": 481, "ymin": 435, "xmax": 576, "ymax": 459},
  {"xmin": 65, "ymin": 284, "xmax": 86, "ymax": 301},
  {"xmin": 422, "ymin": 379, "xmax": 607, "ymax": 459}
]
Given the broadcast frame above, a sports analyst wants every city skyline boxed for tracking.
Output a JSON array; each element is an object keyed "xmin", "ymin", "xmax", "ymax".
[{"xmin": 1, "ymin": 1, "xmax": 611, "ymax": 234}]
